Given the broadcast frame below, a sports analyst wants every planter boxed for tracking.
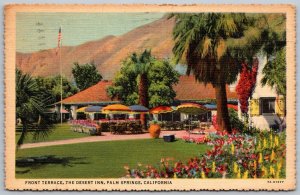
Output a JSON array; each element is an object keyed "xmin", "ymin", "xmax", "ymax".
[
  {"xmin": 149, "ymin": 124, "xmax": 161, "ymax": 138},
  {"xmin": 163, "ymin": 134, "xmax": 175, "ymax": 142}
]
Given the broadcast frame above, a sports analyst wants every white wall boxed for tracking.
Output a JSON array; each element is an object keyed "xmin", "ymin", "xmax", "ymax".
[{"xmin": 239, "ymin": 55, "xmax": 280, "ymax": 130}]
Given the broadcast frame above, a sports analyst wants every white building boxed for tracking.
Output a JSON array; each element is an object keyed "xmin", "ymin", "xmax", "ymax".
[{"xmin": 238, "ymin": 55, "xmax": 285, "ymax": 130}]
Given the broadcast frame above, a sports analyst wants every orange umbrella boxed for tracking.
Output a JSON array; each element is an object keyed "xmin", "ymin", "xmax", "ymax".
[
  {"xmin": 150, "ymin": 106, "xmax": 173, "ymax": 114},
  {"xmin": 227, "ymin": 104, "xmax": 238, "ymax": 111},
  {"xmin": 102, "ymin": 104, "xmax": 132, "ymax": 114}
]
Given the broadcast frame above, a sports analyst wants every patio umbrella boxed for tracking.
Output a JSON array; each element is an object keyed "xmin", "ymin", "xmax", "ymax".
[
  {"xmin": 150, "ymin": 106, "xmax": 173, "ymax": 114},
  {"xmin": 129, "ymin": 105, "xmax": 149, "ymax": 113},
  {"xmin": 176, "ymin": 103, "xmax": 208, "ymax": 138},
  {"xmin": 102, "ymin": 104, "xmax": 132, "ymax": 114},
  {"xmin": 227, "ymin": 104, "xmax": 238, "ymax": 111},
  {"xmin": 76, "ymin": 106, "xmax": 87, "ymax": 113},
  {"xmin": 150, "ymin": 106, "xmax": 174, "ymax": 121},
  {"xmin": 85, "ymin": 105, "xmax": 103, "ymax": 113},
  {"xmin": 176, "ymin": 103, "xmax": 208, "ymax": 115}
]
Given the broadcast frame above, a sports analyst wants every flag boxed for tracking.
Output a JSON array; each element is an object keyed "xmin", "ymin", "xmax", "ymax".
[{"xmin": 56, "ymin": 27, "xmax": 62, "ymax": 55}]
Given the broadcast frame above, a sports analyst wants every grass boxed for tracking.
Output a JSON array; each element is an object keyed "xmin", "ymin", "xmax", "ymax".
[
  {"xmin": 16, "ymin": 139, "xmax": 210, "ymax": 178},
  {"xmin": 16, "ymin": 123, "xmax": 89, "ymax": 144}
]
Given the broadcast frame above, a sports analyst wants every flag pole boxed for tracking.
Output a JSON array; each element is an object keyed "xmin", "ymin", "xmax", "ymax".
[{"xmin": 60, "ymin": 26, "xmax": 63, "ymax": 124}]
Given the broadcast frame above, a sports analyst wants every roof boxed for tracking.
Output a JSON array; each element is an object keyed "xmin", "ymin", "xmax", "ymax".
[
  {"xmin": 173, "ymin": 76, "xmax": 237, "ymax": 100},
  {"xmin": 61, "ymin": 80, "xmax": 117, "ymax": 105},
  {"xmin": 60, "ymin": 76, "xmax": 237, "ymax": 105}
]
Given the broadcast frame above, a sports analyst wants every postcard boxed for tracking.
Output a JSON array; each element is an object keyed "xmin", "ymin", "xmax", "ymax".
[{"xmin": 4, "ymin": 4, "xmax": 296, "ymax": 191}]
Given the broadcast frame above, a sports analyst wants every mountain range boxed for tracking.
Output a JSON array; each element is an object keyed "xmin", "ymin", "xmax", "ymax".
[{"xmin": 16, "ymin": 17, "xmax": 176, "ymax": 80}]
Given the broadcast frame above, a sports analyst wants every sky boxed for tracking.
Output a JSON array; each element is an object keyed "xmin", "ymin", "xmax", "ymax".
[{"xmin": 16, "ymin": 12, "xmax": 165, "ymax": 53}]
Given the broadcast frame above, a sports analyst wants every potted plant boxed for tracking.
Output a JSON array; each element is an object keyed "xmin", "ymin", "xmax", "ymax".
[{"xmin": 148, "ymin": 120, "xmax": 161, "ymax": 138}]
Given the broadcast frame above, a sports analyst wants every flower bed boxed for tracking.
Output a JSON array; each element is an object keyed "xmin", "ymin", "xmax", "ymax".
[{"xmin": 124, "ymin": 131, "xmax": 286, "ymax": 179}]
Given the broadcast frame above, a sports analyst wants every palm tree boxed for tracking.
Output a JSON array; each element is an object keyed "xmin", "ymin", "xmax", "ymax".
[
  {"xmin": 169, "ymin": 13, "xmax": 271, "ymax": 133},
  {"xmin": 130, "ymin": 50, "xmax": 154, "ymax": 129},
  {"xmin": 16, "ymin": 69, "xmax": 52, "ymax": 147},
  {"xmin": 131, "ymin": 50, "xmax": 154, "ymax": 108}
]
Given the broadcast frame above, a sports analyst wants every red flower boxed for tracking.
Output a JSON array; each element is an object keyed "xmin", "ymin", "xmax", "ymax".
[{"xmin": 236, "ymin": 59, "xmax": 259, "ymax": 113}]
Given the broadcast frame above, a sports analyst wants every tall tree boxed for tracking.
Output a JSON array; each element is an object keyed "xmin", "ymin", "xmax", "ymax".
[
  {"xmin": 16, "ymin": 69, "xmax": 53, "ymax": 147},
  {"xmin": 131, "ymin": 50, "xmax": 153, "ymax": 108},
  {"xmin": 148, "ymin": 60, "xmax": 180, "ymax": 108},
  {"xmin": 72, "ymin": 62, "xmax": 102, "ymax": 91},
  {"xmin": 169, "ymin": 13, "xmax": 282, "ymax": 133}
]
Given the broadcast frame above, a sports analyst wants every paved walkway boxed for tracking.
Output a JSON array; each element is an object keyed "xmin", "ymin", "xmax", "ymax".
[{"xmin": 20, "ymin": 127, "xmax": 216, "ymax": 149}]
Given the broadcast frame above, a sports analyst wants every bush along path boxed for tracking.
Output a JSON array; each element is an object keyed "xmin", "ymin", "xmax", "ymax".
[{"xmin": 124, "ymin": 130, "xmax": 286, "ymax": 179}]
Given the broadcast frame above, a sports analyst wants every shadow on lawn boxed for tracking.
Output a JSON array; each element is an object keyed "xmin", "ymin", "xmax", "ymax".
[{"xmin": 16, "ymin": 155, "xmax": 89, "ymax": 174}]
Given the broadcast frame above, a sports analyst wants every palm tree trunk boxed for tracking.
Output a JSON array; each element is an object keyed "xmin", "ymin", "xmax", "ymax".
[
  {"xmin": 17, "ymin": 118, "xmax": 27, "ymax": 147},
  {"xmin": 138, "ymin": 73, "xmax": 149, "ymax": 107},
  {"xmin": 139, "ymin": 73, "xmax": 149, "ymax": 130},
  {"xmin": 215, "ymin": 81, "xmax": 232, "ymax": 133}
]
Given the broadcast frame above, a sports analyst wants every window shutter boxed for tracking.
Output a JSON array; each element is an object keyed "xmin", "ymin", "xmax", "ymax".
[
  {"xmin": 250, "ymin": 99, "xmax": 259, "ymax": 116},
  {"xmin": 275, "ymin": 98, "xmax": 285, "ymax": 116}
]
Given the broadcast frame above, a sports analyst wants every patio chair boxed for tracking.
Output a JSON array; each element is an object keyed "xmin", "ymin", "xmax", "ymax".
[{"xmin": 109, "ymin": 122, "xmax": 117, "ymax": 134}]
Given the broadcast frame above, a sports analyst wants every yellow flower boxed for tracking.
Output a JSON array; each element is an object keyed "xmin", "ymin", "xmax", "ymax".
[
  {"xmin": 237, "ymin": 168, "xmax": 241, "ymax": 178},
  {"xmin": 270, "ymin": 150, "xmax": 276, "ymax": 162},
  {"xmin": 201, "ymin": 171, "xmax": 206, "ymax": 179},
  {"xmin": 231, "ymin": 143, "xmax": 235, "ymax": 155},
  {"xmin": 277, "ymin": 161, "xmax": 282, "ymax": 171},
  {"xmin": 243, "ymin": 170, "xmax": 249, "ymax": 179},
  {"xmin": 253, "ymin": 161, "xmax": 257, "ymax": 171},
  {"xmin": 262, "ymin": 166, "xmax": 268, "ymax": 178},
  {"xmin": 274, "ymin": 136, "xmax": 279, "ymax": 147},
  {"xmin": 269, "ymin": 134, "xmax": 273, "ymax": 147},
  {"xmin": 174, "ymin": 173, "xmax": 177, "ymax": 179},
  {"xmin": 270, "ymin": 166, "xmax": 275, "ymax": 176},
  {"xmin": 276, "ymin": 170, "xmax": 280, "ymax": 179},
  {"xmin": 256, "ymin": 141, "xmax": 261, "ymax": 151},
  {"xmin": 212, "ymin": 161, "xmax": 216, "ymax": 173},
  {"xmin": 258, "ymin": 153, "xmax": 263, "ymax": 164},
  {"xmin": 263, "ymin": 138, "xmax": 268, "ymax": 149},
  {"xmin": 233, "ymin": 162, "xmax": 238, "ymax": 173}
]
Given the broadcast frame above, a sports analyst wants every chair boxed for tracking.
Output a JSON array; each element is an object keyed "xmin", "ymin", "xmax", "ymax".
[{"xmin": 109, "ymin": 122, "xmax": 117, "ymax": 134}]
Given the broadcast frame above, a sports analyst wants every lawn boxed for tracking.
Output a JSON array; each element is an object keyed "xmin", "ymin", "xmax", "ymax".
[
  {"xmin": 16, "ymin": 139, "xmax": 210, "ymax": 178},
  {"xmin": 16, "ymin": 123, "xmax": 89, "ymax": 144}
]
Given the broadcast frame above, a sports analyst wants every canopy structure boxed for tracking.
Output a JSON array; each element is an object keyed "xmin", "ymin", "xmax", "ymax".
[
  {"xmin": 85, "ymin": 105, "xmax": 103, "ymax": 113},
  {"xmin": 150, "ymin": 106, "xmax": 173, "ymax": 114},
  {"xmin": 102, "ymin": 104, "xmax": 132, "ymax": 114},
  {"xmin": 129, "ymin": 105, "xmax": 149, "ymax": 113},
  {"xmin": 203, "ymin": 103, "xmax": 238, "ymax": 111},
  {"xmin": 176, "ymin": 103, "xmax": 208, "ymax": 115},
  {"xmin": 203, "ymin": 104, "xmax": 217, "ymax": 110},
  {"xmin": 76, "ymin": 106, "xmax": 88, "ymax": 113}
]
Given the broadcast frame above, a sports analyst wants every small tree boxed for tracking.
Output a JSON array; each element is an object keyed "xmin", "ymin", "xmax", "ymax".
[
  {"xmin": 72, "ymin": 62, "xmax": 102, "ymax": 91},
  {"xmin": 16, "ymin": 69, "xmax": 53, "ymax": 147},
  {"xmin": 35, "ymin": 75, "xmax": 78, "ymax": 104}
]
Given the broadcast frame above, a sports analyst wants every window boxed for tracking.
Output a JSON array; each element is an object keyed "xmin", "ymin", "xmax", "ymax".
[{"xmin": 260, "ymin": 98, "xmax": 275, "ymax": 114}]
